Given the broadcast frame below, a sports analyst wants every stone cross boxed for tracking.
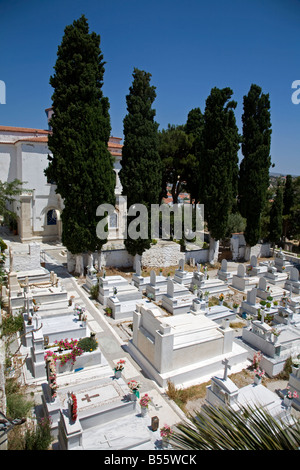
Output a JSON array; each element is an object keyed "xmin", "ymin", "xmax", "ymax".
[
  {"xmin": 222, "ymin": 358, "xmax": 231, "ymax": 380},
  {"xmin": 81, "ymin": 393, "xmax": 99, "ymax": 403}
]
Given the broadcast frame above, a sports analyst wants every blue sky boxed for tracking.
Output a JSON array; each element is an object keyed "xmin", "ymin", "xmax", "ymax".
[{"xmin": 0, "ymin": 0, "xmax": 300, "ymax": 175}]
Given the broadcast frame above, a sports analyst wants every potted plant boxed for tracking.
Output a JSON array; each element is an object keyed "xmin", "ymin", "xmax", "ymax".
[
  {"xmin": 253, "ymin": 368, "xmax": 265, "ymax": 385},
  {"xmin": 284, "ymin": 387, "xmax": 298, "ymax": 407},
  {"xmin": 266, "ymin": 302, "xmax": 271, "ymax": 311},
  {"xmin": 271, "ymin": 327, "xmax": 281, "ymax": 343},
  {"xmin": 114, "ymin": 359, "xmax": 125, "ymax": 378},
  {"xmin": 128, "ymin": 379, "xmax": 141, "ymax": 400},
  {"xmin": 160, "ymin": 424, "xmax": 173, "ymax": 448},
  {"xmin": 105, "ymin": 307, "xmax": 112, "ymax": 317},
  {"xmin": 139, "ymin": 393, "xmax": 151, "ymax": 416},
  {"xmin": 232, "ymin": 302, "xmax": 239, "ymax": 313},
  {"xmin": 219, "ymin": 293, "xmax": 224, "ymax": 305}
]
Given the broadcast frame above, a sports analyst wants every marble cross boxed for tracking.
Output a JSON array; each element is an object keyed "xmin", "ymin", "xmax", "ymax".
[
  {"xmin": 222, "ymin": 358, "xmax": 231, "ymax": 380},
  {"xmin": 81, "ymin": 393, "xmax": 100, "ymax": 403}
]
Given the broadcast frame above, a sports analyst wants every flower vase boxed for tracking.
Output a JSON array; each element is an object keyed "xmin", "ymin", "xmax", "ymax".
[
  {"xmin": 162, "ymin": 438, "xmax": 170, "ymax": 449},
  {"xmin": 284, "ymin": 396, "xmax": 292, "ymax": 408},
  {"xmin": 254, "ymin": 375, "xmax": 262, "ymax": 385},
  {"xmin": 115, "ymin": 369, "xmax": 122, "ymax": 379},
  {"xmin": 219, "ymin": 301, "xmax": 223, "ymax": 306},
  {"xmin": 140, "ymin": 406, "xmax": 148, "ymax": 417}
]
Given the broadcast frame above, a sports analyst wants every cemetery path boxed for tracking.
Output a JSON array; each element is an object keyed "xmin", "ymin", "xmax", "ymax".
[{"xmin": 41, "ymin": 248, "xmax": 186, "ymax": 428}]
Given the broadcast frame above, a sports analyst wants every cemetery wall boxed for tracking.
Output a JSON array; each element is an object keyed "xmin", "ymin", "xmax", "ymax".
[
  {"xmin": 10, "ymin": 242, "xmax": 41, "ymax": 272},
  {"xmin": 185, "ymin": 248, "xmax": 209, "ymax": 264},
  {"xmin": 141, "ymin": 241, "xmax": 182, "ymax": 267},
  {"xmin": 231, "ymin": 233, "xmax": 271, "ymax": 261}
]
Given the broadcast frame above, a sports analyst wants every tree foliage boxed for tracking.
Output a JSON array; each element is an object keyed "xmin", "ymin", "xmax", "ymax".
[
  {"xmin": 199, "ymin": 87, "xmax": 240, "ymax": 241},
  {"xmin": 45, "ymin": 15, "xmax": 115, "ymax": 254},
  {"xmin": 0, "ymin": 179, "xmax": 23, "ymax": 226},
  {"xmin": 238, "ymin": 84, "xmax": 272, "ymax": 247},
  {"xmin": 269, "ymin": 182, "xmax": 283, "ymax": 244},
  {"xmin": 119, "ymin": 68, "xmax": 162, "ymax": 255}
]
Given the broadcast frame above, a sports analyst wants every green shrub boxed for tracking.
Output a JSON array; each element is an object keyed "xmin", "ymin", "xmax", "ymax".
[
  {"xmin": 77, "ymin": 335, "xmax": 98, "ymax": 352},
  {"xmin": 90, "ymin": 283, "xmax": 99, "ymax": 300},
  {"xmin": 1, "ymin": 313, "xmax": 23, "ymax": 337},
  {"xmin": 24, "ymin": 417, "xmax": 53, "ymax": 450}
]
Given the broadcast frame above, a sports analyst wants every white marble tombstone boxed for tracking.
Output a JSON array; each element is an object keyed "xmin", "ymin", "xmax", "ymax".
[
  {"xmin": 237, "ymin": 264, "xmax": 245, "ymax": 278},
  {"xmin": 247, "ymin": 288, "xmax": 257, "ymax": 306},
  {"xmin": 250, "ymin": 255, "xmax": 258, "ymax": 267}
]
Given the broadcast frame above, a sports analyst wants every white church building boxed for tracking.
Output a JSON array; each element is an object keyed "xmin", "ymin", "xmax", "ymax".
[{"xmin": 0, "ymin": 108, "xmax": 125, "ymax": 246}]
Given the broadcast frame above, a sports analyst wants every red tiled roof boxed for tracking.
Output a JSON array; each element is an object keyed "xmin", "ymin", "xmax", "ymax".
[{"xmin": 0, "ymin": 125, "xmax": 50, "ymax": 134}]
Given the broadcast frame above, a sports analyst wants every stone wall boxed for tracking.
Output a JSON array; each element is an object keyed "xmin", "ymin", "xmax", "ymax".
[
  {"xmin": 141, "ymin": 241, "xmax": 182, "ymax": 267},
  {"xmin": 231, "ymin": 233, "xmax": 271, "ymax": 261}
]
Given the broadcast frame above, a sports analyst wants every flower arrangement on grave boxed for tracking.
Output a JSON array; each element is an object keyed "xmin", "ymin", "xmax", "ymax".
[
  {"xmin": 254, "ymin": 368, "xmax": 265, "ymax": 382},
  {"xmin": 46, "ymin": 356, "xmax": 58, "ymax": 399},
  {"xmin": 247, "ymin": 265, "xmax": 253, "ymax": 273},
  {"xmin": 267, "ymin": 295, "xmax": 273, "ymax": 302},
  {"xmin": 233, "ymin": 302, "xmax": 239, "ymax": 310},
  {"xmin": 282, "ymin": 266, "xmax": 286, "ymax": 270},
  {"xmin": 128, "ymin": 379, "xmax": 141, "ymax": 391},
  {"xmin": 204, "ymin": 291, "xmax": 210, "ymax": 298},
  {"xmin": 75, "ymin": 304, "xmax": 86, "ymax": 319},
  {"xmin": 286, "ymin": 386, "xmax": 298, "ymax": 400},
  {"xmin": 271, "ymin": 327, "xmax": 281, "ymax": 337},
  {"xmin": 160, "ymin": 424, "xmax": 173, "ymax": 440},
  {"xmin": 70, "ymin": 392, "xmax": 78, "ymax": 421},
  {"xmin": 69, "ymin": 295, "xmax": 75, "ymax": 306},
  {"xmin": 115, "ymin": 359, "xmax": 125, "ymax": 371},
  {"xmin": 44, "ymin": 338, "xmax": 87, "ymax": 367},
  {"xmin": 139, "ymin": 394, "xmax": 151, "ymax": 408},
  {"xmin": 252, "ymin": 351, "xmax": 262, "ymax": 369},
  {"xmin": 219, "ymin": 293, "xmax": 224, "ymax": 302}
]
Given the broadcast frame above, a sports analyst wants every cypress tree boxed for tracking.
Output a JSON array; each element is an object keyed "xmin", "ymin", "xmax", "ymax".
[
  {"xmin": 119, "ymin": 68, "xmax": 162, "ymax": 255},
  {"xmin": 199, "ymin": 87, "xmax": 240, "ymax": 262},
  {"xmin": 45, "ymin": 15, "xmax": 115, "ymax": 273},
  {"xmin": 238, "ymin": 84, "xmax": 272, "ymax": 252},
  {"xmin": 184, "ymin": 108, "xmax": 204, "ymax": 204},
  {"xmin": 269, "ymin": 183, "xmax": 283, "ymax": 245},
  {"xmin": 283, "ymin": 174, "xmax": 295, "ymax": 239}
]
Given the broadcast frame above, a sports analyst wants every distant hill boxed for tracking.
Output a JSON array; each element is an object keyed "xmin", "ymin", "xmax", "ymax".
[{"xmin": 270, "ymin": 172, "xmax": 299, "ymax": 178}]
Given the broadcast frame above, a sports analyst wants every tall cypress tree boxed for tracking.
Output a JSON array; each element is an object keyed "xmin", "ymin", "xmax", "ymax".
[
  {"xmin": 238, "ymin": 84, "xmax": 272, "ymax": 252},
  {"xmin": 199, "ymin": 87, "xmax": 240, "ymax": 262},
  {"xmin": 119, "ymin": 68, "xmax": 162, "ymax": 256},
  {"xmin": 269, "ymin": 182, "xmax": 283, "ymax": 245},
  {"xmin": 45, "ymin": 15, "xmax": 115, "ymax": 274}
]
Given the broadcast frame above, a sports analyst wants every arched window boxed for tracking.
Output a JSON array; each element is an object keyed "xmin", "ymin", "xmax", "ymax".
[
  {"xmin": 109, "ymin": 212, "xmax": 118, "ymax": 228},
  {"xmin": 47, "ymin": 209, "xmax": 57, "ymax": 225}
]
